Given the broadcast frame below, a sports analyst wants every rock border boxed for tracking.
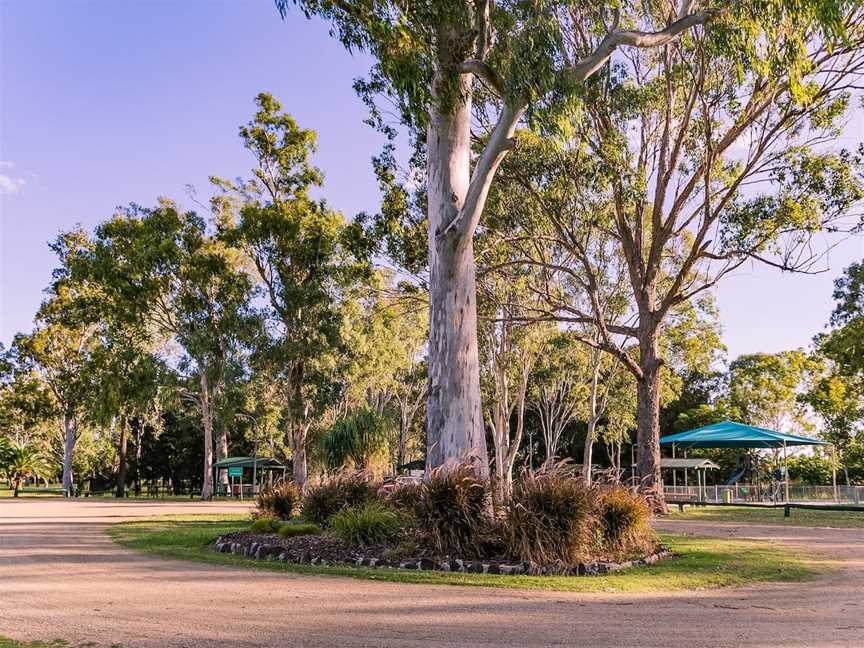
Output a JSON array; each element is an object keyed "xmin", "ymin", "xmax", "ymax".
[{"xmin": 212, "ymin": 534, "xmax": 672, "ymax": 577}]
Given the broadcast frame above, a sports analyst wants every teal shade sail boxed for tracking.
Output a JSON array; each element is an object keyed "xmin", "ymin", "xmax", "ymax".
[
  {"xmin": 659, "ymin": 421, "xmax": 829, "ymax": 449},
  {"xmin": 213, "ymin": 456, "xmax": 285, "ymax": 470}
]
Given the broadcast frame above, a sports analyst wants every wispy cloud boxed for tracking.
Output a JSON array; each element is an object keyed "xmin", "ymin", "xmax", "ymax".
[{"xmin": 0, "ymin": 162, "xmax": 26, "ymax": 194}]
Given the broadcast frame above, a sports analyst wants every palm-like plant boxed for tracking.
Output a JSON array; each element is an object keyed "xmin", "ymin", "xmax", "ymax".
[
  {"xmin": 3, "ymin": 441, "xmax": 53, "ymax": 497},
  {"xmin": 320, "ymin": 409, "xmax": 390, "ymax": 471}
]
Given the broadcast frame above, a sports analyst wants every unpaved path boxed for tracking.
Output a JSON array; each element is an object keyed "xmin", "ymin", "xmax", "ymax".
[{"xmin": 1, "ymin": 499, "xmax": 862, "ymax": 648}]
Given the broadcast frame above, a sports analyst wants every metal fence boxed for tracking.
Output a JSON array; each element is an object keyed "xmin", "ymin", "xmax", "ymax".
[{"xmin": 665, "ymin": 483, "xmax": 864, "ymax": 505}]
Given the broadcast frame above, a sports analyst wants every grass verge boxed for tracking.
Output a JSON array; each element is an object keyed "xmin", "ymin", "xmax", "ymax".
[
  {"xmin": 107, "ymin": 514, "xmax": 826, "ymax": 593},
  {"xmin": 667, "ymin": 505, "xmax": 864, "ymax": 529},
  {"xmin": 0, "ymin": 637, "xmax": 121, "ymax": 648}
]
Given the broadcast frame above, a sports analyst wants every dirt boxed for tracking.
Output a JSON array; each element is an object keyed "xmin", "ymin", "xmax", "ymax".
[{"xmin": 2, "ymin": 499, "xmax": 863, "ymax": 648}]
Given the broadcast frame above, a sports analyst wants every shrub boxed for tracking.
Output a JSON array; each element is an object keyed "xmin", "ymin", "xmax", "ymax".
[
  {"xmin": 385, "ymin": 481, "xmax": 422, "ymax": 517},
  {"xmin": 249, "ymin": 517, "xmax": 280, "ymax": 534},
  {"xmin": 330, "ymin": 501, "xmax": 403, "ymax": 547},
  {"xmin": 503, "ymin": 467, "xmax": 594, "ymax": 565},
  {"xmin": 277, "ymin": 522, "xmax": 321, "ymax": 538},
  {"xmin": 320, "ymin": 408, "xmax": 390, "ymax": 471},
  {"xmin": 301, "ymin": 470, "xmax": 378, "ymax": 526},
  {"xmin": 255, "ymin": 481, "xmax": 301, "ymax": 520},
  {"xmin": 596, "ymin": 487, "xmax": 656, "ymax": 557},
  {"xmin": 416, "ymin": 464, "xmax": 491, "ymax": 556}
]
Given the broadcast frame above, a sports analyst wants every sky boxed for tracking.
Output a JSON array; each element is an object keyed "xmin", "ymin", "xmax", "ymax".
[{"xmin": 1, "ymin": 0, "xmax": 862, "ymax": 362}]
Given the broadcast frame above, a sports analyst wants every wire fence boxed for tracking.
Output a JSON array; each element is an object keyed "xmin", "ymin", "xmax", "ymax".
[{"xmin": 665, "ymin": 483, "xmax": 864, "ymax": 505}]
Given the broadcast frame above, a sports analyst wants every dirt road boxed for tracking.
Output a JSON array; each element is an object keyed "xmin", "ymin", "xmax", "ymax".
[{"xmin": 1, "ymin": 499, "xmax": 862, "ymax": 647}]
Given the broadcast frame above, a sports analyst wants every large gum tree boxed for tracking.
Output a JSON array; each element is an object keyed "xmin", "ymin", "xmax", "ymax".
[
  {"xmin": 278, "ymin": 0, "xmax": 716, "ymax": 477},
  {"xmin": 480, "ymin": 2, "xmax": 864, "ymax": 504}
]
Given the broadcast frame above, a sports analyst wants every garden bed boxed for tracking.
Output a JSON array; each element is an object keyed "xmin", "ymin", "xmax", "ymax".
[{"xmin": 212, "ymin": 530, "xmax": 672, "ymax": 576}]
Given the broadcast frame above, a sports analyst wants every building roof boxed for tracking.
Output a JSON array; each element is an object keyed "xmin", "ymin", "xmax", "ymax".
[
  {"xmin": 661, "ymin": 458, "xmax": 721, "ymax": 470},
  {"xmin": 660, "ymin": 421, "xmax": 829, "ymax": 449}
]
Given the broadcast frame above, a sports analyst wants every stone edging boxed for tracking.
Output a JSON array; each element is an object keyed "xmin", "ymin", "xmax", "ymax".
[{"xmin": 212, "ymin": 535, "xmax": 672, "ymax": 576}]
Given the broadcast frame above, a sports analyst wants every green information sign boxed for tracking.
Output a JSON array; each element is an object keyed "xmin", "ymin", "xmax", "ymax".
[{"xmin": 228, "ymin": 466, "xmax": 243, "ymax": 478}]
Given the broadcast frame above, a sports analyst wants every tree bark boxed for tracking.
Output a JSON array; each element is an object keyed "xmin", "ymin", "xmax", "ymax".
[
  {"xmin": 425, "ymin": 71, "xmax": 489, "ymax": 480},
  {"xmin": 115, "ymin": 416, "xmax": 128, "ymax": 498},
  {"xmin": 290, "ymin": 424, "xmax": 308, "ymax": 489},
  {"xmin": 217, "ymin": 425, "xmax": 229, "ymax": 486},
  {"xmin": 133, "ymin": 421, "xmax": 143, "ymax": 495},
  {"xmin": 583, "ymin": 417, "xmax": 597, "ymax": 485},
  {"xmin": 635, "ymin": 327, "xmax": 665, "ymax": 510},
  {"xmin": 61, "ymin": 412, "xmax": 76, "ymax": 497},
  {"xmin": 200, "ymin": 372, "xmax": 215, "ymax": 500}
]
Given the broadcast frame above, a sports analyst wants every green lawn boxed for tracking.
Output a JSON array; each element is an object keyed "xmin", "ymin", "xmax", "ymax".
[
  {"xmin": 108, "ymin": 514, "xmax": 828, "ymax": 593},
  {"xmin": 667, "ymin": 505, "xmax": 864, "ymax": 529},
  {"xmin": 0, "ymin": 638, "xmax": 120, "ymax": 648},
  {"xmin": 0, "ymin": 484, "xmax": 63, "ymax": 498},
  {"xmin": 0, "ymin": 484, "xmax": 234, "ymax": 502}
]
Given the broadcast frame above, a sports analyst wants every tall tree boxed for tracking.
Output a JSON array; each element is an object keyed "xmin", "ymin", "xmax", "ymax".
[
  {"xmin": 212, "ymin": 93, "xmax": 370, "ymax": 488},
  {"xmin": 279, "ymin": 0, "xmax": 717, "ymax": 478},
  {"xmin": 806, "ymin": 261, "xmax": 864, "ymax": 483},
  {"xmin": 728, "ymin": 351, "xmax": 818, "ymax": 433},
  {"xmin": 0, "ymin": 345, "xmax": 56, "ymax": 448},
  {"xmin": 338, "ymin": 274, "xmax": 428, "ymax": 469},
  {"xmin": 529, "ymin": 332, "xmax": 586, "ymax": 467},
  {"xmin": 16, "ymin": 231, "xmax": 101, "ymax": 496},
  {"xmin": 81, "ymin": 203, "xmax": 256, "ymax": 499},
  {"xmin": 478, "ymin": 4, "xmax": 864, "ymax": 503},
  {"xmin": 479, "ymin": 293, "xmax": 548, "ymax": 502}
]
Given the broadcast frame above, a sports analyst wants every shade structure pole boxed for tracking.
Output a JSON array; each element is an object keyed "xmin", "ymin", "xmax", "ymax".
[
  {"xmin": 698, "ymin": 469, "xmax": 703, "ymax": 503},
  {"xmin": 783, "ymin": 440, "xmax": 790, "ymax": 502},
  {"xmin": 672, "ymin": 444, "xmax": 677, "ymax": 488},
  {"xmin": 684, "ymin": 450, "xmax": 688, "ymax": 488},
  {"xmin": 831, "ymin": 445, "xmax": 838, "ymax": 502}
]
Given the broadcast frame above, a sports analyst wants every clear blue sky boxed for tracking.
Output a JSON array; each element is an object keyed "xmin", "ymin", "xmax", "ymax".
[{"xmin": 1, "ymin": 0, "xmax": 862, "ymax": 360}]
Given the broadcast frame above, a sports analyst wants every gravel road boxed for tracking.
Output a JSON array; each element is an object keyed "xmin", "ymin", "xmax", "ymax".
[{"xmin": 1, "ymin": 499, "xmax": 862, "ymax": 647}]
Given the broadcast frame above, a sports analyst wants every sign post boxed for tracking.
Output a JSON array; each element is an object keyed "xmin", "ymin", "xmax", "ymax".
[{"xmin": 228, "ymin": 466, "xmax": 243, "ymax": 499}]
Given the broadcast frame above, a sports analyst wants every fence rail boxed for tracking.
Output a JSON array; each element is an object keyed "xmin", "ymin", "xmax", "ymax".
[{"xmin": 665, "ymin": 483, "xmax": 864, "ymax": 505}]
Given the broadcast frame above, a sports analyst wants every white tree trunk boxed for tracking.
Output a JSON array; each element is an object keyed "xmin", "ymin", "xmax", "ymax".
[
  {"xmin": 583, "ymin": 360, "xmax": 602, "ymax": 484},
  {"xmin": 425, "ymin": 72, "xmax": 489, "ymax": 479},
  {"xmin": 61, "ymin": 413, "xmax": 76, "ymax": 497},
  {"xmin": 217, "ymin": 426, "xmax": 229, "ymax": 486},
  {"xmin": 200, "ymin": 372, "xmax": 215, "ymax": 500}
]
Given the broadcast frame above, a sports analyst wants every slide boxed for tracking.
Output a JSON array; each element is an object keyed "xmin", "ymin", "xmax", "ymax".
[{"xmin": 724, "ymin": 467, "xmax": 747, "ymax": 485}]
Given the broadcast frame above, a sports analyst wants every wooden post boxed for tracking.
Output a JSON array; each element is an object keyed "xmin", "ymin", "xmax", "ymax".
[{"xmin": 831, "ymin": 445, "xmax": 839, "ymax": 503}]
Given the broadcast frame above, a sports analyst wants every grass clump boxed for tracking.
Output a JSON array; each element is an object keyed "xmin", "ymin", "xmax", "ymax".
[
  {"xmin": 504, "ymin": 467, "xmax": 594, "ymax": 564},
  {"xmin": 416, "ymin": 464, "xmax": 490, "ymax": 556},
  {"xmin": 301, "ymin": 470, "xmax": 378, "ymax": 526},
  {"xmin": 255, "ymin": 481, "xmax": 301, "ymax": 520},
  {"xmin": 277, "ymin": 522, "xmax": 321, "ymax": 538},
  {"xmin": 249, "ymin": 517, "xmax": 280, "ymax": 534},
  {"xmin": 331, "ymin": 501, "xmax": 403, "ymax": 547},
  {"xmin": 596, "ymin": 487, "xmax": 656, "ymax": 557},
  {"xmin": 384, "ymin": 481, "xmax": 422, "ymax": 517}
]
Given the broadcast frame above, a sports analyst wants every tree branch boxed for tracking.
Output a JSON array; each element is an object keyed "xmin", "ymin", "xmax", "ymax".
[
  {"xmin": 460, "ymin": 59, "xmax": 505, "ymax": 96},
  {"xmin": 568, "ymin": 10, "xmax": 719, "ymax": 83}
]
